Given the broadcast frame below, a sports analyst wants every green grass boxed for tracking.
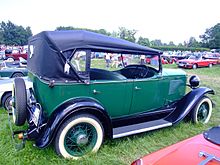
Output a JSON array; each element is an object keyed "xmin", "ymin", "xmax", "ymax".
[{"xmin": 0, "ymin": 64, "xmax": 220, "ymax": 164}]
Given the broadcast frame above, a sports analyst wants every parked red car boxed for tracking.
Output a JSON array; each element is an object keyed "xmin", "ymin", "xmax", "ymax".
[
  {"xmin": 4, "ymin": 52, "xmax": 27, "ymax": 61},
  {"xmin": 146, "ymin": 55, "xmax": 176, "ymax": 65},
  {"xmin": 177, "ymin": 54, "xmax": 217, "ymax": 69},
  {"xmin": 203, "ymin": 53, "xmax": 220, "ymax": 64},
  {"xmin": 161, "ymin": 56, "xmax": 176, "ymax": 64},
  {"xmin": 131, "ymin": 126, "xmax": 220, "ymax": 165}
]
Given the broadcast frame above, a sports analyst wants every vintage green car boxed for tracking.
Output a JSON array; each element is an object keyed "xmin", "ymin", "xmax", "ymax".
[
  {"xmin": 11, "ymin": 30, "xmax": 214, "ymax": 159},
  {"xmin": 0, "ymin": 60, "xmax": 28, "ymax": 78}
]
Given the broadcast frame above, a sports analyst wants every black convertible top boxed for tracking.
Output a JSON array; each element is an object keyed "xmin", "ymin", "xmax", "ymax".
[{"xmin": 28, "ymin": 30, "xmax": 162, "ymax": 81}]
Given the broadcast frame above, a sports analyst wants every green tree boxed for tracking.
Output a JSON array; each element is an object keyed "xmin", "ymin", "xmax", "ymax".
[
  {"xmin": 150, "ymin": 39, "xmax": 163, "ymax": 47},
  {"xmin": 111, "ymin": 31, "xmax": 118, "ymax": 38},
  {"xmin": 56, "ymin": 26, "xmax": 111, "ymax": 36},
  {"xmin": 200, "ymin": 23, "xmax": 220, "ymax": 49},
  {"xmin": 0, "ymin": 30, "xmax": 3, "ymax": 44},
  {"xmin": 187, "ymin": 37, "xmax": 200, "ymax": 47},
  {"xmin": 168, "ymin": 41, "xmax": 175, "ymax": 46},
  {"xmin": 0, "ymin": 21, "xmax": 32, "ymax": 45},
  {"xmin": 56, "ymin": 26, "xmax": 75, "ymax": 30},
  {"xmin": 178, "ymin": 43, "xmax": 184, "ymax": 47},
  {"xmin": 117, "ymin": 27, "xmax": 137, "ymax": 43},
  {"xmin": 137, "ymin": 36, "xmax": 150, "ymax": 46}
]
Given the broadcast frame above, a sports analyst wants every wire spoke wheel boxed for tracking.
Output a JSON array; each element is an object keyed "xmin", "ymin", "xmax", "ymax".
[
  {"xmin": 64, "ymin": 123, "xmax": 98, "ymax": 157},
  {"xmin": 55, "ymin": 114, "xmax": 104, "ymax": 159},
  {"xmin": 192, "ymin": 96, "xmax": 212, "ymax": 124},
  {"xmin": 197, "ymin": 102, "xmax": 209, "ymax": 122}
]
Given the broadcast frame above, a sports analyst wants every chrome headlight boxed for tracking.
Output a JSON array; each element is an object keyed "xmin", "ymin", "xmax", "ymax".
[{"xmin": 189, "ymin": 75, "xmax": 200, "ymax": 88}]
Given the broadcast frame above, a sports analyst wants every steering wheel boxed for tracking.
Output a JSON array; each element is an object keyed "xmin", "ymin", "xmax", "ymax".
[
  {"xmin": 122, "ymin": 65, "xmax": 149, "ymax": 79},
  {"xmin": 132, "ymin": 65, "xmax": 149, "ymax": 78},
  {"xmin": 139, "ymin": 65, "xmax": 149, "ymax": 78}
]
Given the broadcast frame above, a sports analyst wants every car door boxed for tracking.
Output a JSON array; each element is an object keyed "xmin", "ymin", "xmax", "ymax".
[
  {"xmin": 129, "ymin": 76, "xmax": 165, "ymax": 114},
  {"xmin": 197, "ymin": 56, "xmax": 206, "ymax": 67},
  {"xmin": 89, "ymin": 80, "xmax": 133, "ymax": 118}
]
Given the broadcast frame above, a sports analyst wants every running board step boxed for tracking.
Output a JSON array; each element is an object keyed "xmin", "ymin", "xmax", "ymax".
[{"xmin": 113, "ymin": 119, "xmax": 172, "ymax": 139}]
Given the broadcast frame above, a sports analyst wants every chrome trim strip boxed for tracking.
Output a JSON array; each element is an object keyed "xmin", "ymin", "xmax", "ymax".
[{"xmin": 113, "ymin": 122, "xmax": 172, "ymax": 139}]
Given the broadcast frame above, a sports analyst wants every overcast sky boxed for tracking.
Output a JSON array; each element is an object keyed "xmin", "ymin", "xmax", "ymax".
[{"xmin": 0, "ymin": 0, "xmax": 219, "ymax": 44}]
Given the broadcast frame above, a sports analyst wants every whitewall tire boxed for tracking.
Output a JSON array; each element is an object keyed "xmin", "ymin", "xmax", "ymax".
[
  {"xmin": 192, "ymin": 96, "xmax": 212, "ymax": 124},
  {"xmin": 55, "ymin": 114, "xmax": 104, "ymax": 159}
]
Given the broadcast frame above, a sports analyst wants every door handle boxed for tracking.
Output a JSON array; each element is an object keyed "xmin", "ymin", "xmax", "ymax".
[
  {"xmin": 93, "ymin": 89, "xmax": 101, "ymax": 94},
  {"xmin": 134, "ymin": 86, "xmax": 141, "ymax": 90}
]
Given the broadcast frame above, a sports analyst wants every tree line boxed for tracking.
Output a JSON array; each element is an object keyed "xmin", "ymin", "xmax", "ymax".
[
  {"xmin": 0, "ymin": 21, "xmax": 219, "ymax": 51},
  {"xmin": 0, "ymin": 21, "xmax": 32, "ymax": 46}
]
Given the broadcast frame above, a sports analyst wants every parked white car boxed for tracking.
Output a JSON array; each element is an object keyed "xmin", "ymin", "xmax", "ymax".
[{"xmin": 0, "ymin": 77, "xmax": 32, "ymax": 111}]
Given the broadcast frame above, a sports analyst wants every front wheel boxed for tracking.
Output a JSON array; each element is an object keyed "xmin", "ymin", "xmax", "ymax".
[
  {"xmin": 54, "ymin": 114, "xmax": 104, "ymax": 159},
  {"xmin": 192, "ymin": 64, "xmax": 197, "ymax": 69},
  {"xmin": 191, "ymin": 96, "xmax": 212, "ymax": 124}
]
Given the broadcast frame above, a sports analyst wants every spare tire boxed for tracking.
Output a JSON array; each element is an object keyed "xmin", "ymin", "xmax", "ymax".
[{"xmin": 12, "ymin": 78, "xmax": 27, "ymax": 126}]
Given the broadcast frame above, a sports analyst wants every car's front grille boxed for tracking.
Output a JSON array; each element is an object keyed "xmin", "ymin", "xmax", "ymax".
[{"xmin": 179, "ymin": 62, "xmax": 186, "ymax": 65}]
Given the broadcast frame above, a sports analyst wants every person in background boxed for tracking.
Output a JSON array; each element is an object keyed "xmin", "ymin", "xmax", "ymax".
[
  {"xmin": 140, "ymin": 55, "xmax": 145, "ymax": 65},
  {"xmin": 105, "ymin": 53, "xmax": 111, "ymax": 68},
  {"xmin": 111, "ymin": 54, "xmax": 120, "ymax": 68}
]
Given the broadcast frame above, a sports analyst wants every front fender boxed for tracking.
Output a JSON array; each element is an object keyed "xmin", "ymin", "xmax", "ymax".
[
  {"xmin": 165, "ymin": 87, "xmax": 215, "ymax": 124},
  {"xmin": 35, "ymin": 98, "xmax": 112, "ymax": 148}
]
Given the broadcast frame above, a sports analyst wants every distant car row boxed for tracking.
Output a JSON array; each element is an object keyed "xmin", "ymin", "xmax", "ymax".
[
  {"xmin": 146, "ymin": 52, "xmax": 220, "ymax": 69},
  {"xmin": 0, "ymin": 48, "xmax": 28, "ymax": 61},
  {"xmin": 177, "ymin": 54, "xmax": 218, "ymax": 69}
]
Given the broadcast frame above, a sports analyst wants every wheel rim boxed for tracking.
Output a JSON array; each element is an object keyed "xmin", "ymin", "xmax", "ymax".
[
  {"xmin": 12, "ymin": 73, "xmax": 23, "ymax": 78},
  {"xmin": 197, "ymin": 102, "xmax": 209, "ymax": 122},
  {"xmin": 7, "ymin": 57, "xmax": 14, "ymax": 61},
  {"xmin": 64, "ymin": 122, "xmax": 98, "ymax": 157},
  {"xmin": 5, "ymin": 96, "xmax": 12, "ymax": 112}
]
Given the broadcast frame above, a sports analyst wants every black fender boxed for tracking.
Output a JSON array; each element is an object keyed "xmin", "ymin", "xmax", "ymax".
[
  {"xmin": 35, "ymin": 98, "xmax": 112, "ymax": 148},
  {"xmin": 165, "ymin": 87, "xmax": 215, "ymax": 124}
]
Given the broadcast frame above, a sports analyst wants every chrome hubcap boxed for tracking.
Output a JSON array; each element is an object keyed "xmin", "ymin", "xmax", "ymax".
[{"xmin": 76, "ymin": 134, "xmax": 89, "ymax": 146}]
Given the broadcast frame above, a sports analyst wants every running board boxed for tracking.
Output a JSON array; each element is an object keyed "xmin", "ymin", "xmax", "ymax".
[{"xmin": 113, "ymin": 119, "xmax": 172, "ymax": 139}]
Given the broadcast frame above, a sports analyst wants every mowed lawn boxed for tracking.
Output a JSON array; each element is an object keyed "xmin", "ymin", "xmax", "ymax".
[{"xmin": 0, "ymin": 64, "xmax": 220, "ymax": 165}]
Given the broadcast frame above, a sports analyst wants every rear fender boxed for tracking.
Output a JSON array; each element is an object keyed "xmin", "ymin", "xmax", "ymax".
[
  {"xmin": 165, "ymin": 87, "xmax": 214, "ymax": 124},
  {"xmin": 35, "ymin": 98, "xmax": 112, "ymax": 148}
]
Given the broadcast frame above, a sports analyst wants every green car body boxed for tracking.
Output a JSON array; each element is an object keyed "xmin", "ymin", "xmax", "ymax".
[
  {"xmin": 0, "ymin": 61, "xmax": 28, "ymax": 78},
  {"xmin": 30, "ymin": 68, "xmax": 186, "ymax": 118},
  {"xmin": 11, "ymin": 30, "xmax": 214, "ymax": 159}
]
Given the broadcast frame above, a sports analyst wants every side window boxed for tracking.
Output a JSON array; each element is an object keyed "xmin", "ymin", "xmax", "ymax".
[{"xmin": 70, "ymin": 51, "xmax": 86, "ymax": 72}]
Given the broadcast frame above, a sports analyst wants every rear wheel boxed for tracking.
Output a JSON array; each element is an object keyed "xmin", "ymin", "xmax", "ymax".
[
  {"xmin": 7, "ymin": 57, "xmax": 14, "ymax": 61},
  {"xmin": 191, "ymin": 96, "xmax": 212, "ymax": 124},
  {"xmin": 12, "ymin": 78, "xmax": 27, "ymax": 126},
  {"xmin": 55, "ymin": 114, "xmax": 104, "ymax": 159},
  {"xmin": 11, "ymin": 72, "xmax": 24, "ymax": 78},
  {"xmin": 208, "ymin": 63, "xmax": 213, "ymax": 68},
  {"xmin": 2, "ymin": 92, "xmax": 12, "ymax": 112}
]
